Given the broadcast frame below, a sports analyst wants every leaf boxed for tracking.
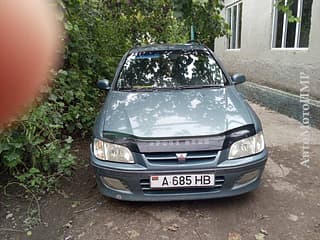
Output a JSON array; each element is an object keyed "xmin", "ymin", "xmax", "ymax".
[
  {"xmin": 127, "ymin": 230, "xmax": 140, "ymax": 239},
  {"xmin": 64, "ymin": 21, "xmax": 73, "ymax": 31},
  {"xmin": 49, "ymin": 94, "xmax": 58, "ymax": 102},
  {"xmin": 260, "ymin": 229, "xmax": 268, "ymax": 235},
  {"xmin": 228, "ymin": 232, "xmax": 242, "ymax": 240},
  {"xmin": 0, "ymin": 144, "xmax": 10, "ymax": 153},
  {"xmin": 26, "ymin": 231, "xmax": 32, "ymax": 237},
  {"xmin": 255, "ymin": 233, "xmax": 265, "ymax": 240},
  {"xmin": 65, "ymin": 136, "xmax": 73, "ymax": 144},
  {"xmin": 4, "ymin": 152, "xmax": 22, "ymax": 168},
  {"xmin": 29, "ymin": 168, "xmax": 41, "ymax": 174}
]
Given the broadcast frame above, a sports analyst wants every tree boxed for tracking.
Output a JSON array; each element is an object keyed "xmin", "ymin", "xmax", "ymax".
[{"xmin": 173, "ymin": 0, "xmax": 229, "ymax": 49}]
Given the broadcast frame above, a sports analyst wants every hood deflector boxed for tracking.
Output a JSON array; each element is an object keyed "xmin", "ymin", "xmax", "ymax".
[{"xmin": 102, "ymin": 124, "xmax": 256, "ymax": 153}]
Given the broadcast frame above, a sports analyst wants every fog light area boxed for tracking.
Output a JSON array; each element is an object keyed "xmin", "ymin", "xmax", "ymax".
[
  {"xmin": 234, "ymin": 170, "xmax": 260, "ymax": 187},
  {"xmin": 101, "ymin": 176, "xmax": 130, "ymax": 192}
]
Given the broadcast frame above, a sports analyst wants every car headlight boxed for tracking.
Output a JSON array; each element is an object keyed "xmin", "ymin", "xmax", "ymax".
[
  {"xmin": 93, "ymin": 138, "xmax": 134, "ymax": 163},
  {"xmin": 228, "ymin": 132, "xmax": 265, "ymax": 159}
]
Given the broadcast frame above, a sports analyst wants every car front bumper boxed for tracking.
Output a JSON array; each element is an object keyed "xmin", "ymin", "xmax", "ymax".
[{"xmin": 90, "ymin": 147, "xmax": 268, "ymax": 202}]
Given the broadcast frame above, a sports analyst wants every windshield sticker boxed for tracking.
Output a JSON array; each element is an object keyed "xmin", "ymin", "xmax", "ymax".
[{"xmin": 135, "ymin": 53, "xmax": 161, "ymax": 59}]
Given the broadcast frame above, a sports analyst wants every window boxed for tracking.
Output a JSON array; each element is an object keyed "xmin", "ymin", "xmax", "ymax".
[
  {"xmin": 116, "ymin": 50, "xmax": 226, "ymax": 91},
  {"xmin": 272, "ymin": 0, "xmax": 313, "ymax": 48},
  {"xmin": 226, "ymin": 1, "xmax": 243, "ymax": 49}
]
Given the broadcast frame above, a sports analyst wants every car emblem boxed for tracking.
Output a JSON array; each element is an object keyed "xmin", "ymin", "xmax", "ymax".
[{"xmin": 176, "ymin": 153, "xmax": 187, "ymax": 162}]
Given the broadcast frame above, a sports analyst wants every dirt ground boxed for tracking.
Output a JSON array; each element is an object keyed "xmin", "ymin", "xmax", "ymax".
[{"xmin": 1, "ymin": 102, "xmax": 320, "ymax": 240}]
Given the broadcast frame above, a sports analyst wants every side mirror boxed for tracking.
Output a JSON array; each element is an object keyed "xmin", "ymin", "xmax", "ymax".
[
  {"xmin": 97, "ymin": 79, "xmax": 110, "ymax": 91},
  {"xmin": 231, "ymin": 74, "xmax": 246, "ymax": 85}
]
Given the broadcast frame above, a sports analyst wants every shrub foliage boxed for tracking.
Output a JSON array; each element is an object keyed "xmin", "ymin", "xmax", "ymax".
[{"xmin": 0, "ymin": 0, "xmax": 227, "ymax": 190}]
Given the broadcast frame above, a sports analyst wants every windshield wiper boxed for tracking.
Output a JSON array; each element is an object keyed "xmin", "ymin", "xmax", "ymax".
[
  {"xmin": 118, "ymin": 87, "xmax": 154, "ymax": 92},
  {"xmin": 154, "ymin": 87, "xmax": 177, "ymax": 91},
  {"xmin": 119, "ymin": 87, "xmax": 177, "ymax": 92},
  {"xmin": 177, "ymin": 85, "xmax": 224, "ymax": 89}
]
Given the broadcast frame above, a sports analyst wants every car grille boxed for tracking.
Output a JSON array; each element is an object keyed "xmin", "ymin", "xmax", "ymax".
[
  {"xmin": 140, "ymin": 176, "xmax": 225, "ymax": 194},
  {"xmin": 143, "ymin": 150, "xmax": 218, "ymax": 165}
]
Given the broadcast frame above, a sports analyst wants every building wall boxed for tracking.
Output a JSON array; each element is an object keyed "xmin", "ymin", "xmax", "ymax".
[{"xmin": 214, "ymin": 0, "xmax": 320, "ymax": 100}]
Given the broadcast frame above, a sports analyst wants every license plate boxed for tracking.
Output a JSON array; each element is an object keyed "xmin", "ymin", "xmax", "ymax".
[{"xmin": 150, "ymin": 174, "xmax": 215, "ymax": 189}]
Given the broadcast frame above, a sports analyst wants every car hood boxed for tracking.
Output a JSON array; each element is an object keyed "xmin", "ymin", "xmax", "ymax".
[{"xmin": 102, "ymin": 87, "xmax": 253, "ymax": 138}]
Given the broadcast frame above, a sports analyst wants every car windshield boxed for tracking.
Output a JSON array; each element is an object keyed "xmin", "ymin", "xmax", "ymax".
[{"xmin": 116, "ymin": 49, "xmax": 226, "ymax": 91}]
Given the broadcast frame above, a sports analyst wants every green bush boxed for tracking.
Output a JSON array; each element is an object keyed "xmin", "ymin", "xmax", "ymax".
[
  {"xmin": 0, "ymin": 0, "xmax": 190, "ymax": 191},
  {"xmin": 1, "ymin": 0, "xmax": 229, "ymax": 191}
]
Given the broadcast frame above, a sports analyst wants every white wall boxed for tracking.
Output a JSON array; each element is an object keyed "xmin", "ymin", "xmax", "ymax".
[{"xmin": 215, "ymin": 0, "xmax": 320, "ymax": 99}]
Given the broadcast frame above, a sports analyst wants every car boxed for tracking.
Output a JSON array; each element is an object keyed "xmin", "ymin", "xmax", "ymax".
[{"xmin": 90, "ymin": 43, "xmax": 268, "ymax": 201}]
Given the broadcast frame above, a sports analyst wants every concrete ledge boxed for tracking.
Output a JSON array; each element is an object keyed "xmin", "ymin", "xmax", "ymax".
[{"xmin": 236, "ymin": 82, "xmax": 320, "ymax": 129}]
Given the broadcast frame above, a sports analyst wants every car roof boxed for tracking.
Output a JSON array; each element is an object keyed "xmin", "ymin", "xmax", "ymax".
[{"xmin": 129, "ymin": 43, "xmax": 209, "ymax": 53}]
